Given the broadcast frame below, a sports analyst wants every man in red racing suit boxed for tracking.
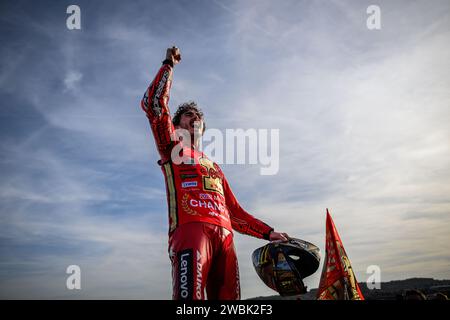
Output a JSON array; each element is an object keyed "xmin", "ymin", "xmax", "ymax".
[{"xmin": 141, "ymin": 47, "xmax": 289, "ymax": 300}]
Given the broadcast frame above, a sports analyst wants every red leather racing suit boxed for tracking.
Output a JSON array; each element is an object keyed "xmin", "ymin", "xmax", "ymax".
[{"xmin": 141, "ymin": 61, "xmax": 273, "ymax": 299}]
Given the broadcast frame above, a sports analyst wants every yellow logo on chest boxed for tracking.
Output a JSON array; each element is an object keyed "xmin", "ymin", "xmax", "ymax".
[{"xmin": 199, "ymin": 157, "xmax": 224, "ymax": 196}]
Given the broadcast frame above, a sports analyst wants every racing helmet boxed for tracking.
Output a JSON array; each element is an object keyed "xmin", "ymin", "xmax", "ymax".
[{"xmin": 252, "ymin": 238, "xmax": 320, "ymax": 296}]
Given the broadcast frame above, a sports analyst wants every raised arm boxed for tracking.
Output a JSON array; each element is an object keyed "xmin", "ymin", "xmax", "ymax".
[{"xmin": 140, "ymin": 47, "xmax": 181, "ymax": 163}]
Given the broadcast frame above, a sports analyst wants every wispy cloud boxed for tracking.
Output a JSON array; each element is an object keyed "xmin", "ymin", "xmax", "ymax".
[
  {"xmin": 1, "ymin": 0, "xmax": 449, "ymax": 299},
  {"xmin": 63, "ymin": 71, "xmax": 83, "ymax": 92}
]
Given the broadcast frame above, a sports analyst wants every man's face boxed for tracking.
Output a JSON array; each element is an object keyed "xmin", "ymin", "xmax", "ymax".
[{"xmin": 177, "ymin": 109, "xmax": 204, "ymax": 137}]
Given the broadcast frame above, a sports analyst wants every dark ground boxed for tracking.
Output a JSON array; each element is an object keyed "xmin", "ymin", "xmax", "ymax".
[{"xmin": 249, "ymin": 278, "xmax": 450, "ymax": 300}]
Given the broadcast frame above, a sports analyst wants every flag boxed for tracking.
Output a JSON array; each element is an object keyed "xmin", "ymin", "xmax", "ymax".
[{"xmin": 316, "ymin": 209, "xmax": 364, "ymax": 300}]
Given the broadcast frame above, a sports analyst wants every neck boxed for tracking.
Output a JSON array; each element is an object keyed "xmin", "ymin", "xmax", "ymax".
[{"xmin": 191, "ymin": 135, "xmax": 200, "ymax": 150}]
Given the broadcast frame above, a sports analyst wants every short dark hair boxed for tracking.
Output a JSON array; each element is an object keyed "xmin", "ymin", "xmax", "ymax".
[{"xmin": 172, "ymin": 101, "xmax": 206, "ymax": 131}]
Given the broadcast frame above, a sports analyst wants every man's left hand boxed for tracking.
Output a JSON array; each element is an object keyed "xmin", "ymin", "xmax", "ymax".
[{"xmin": 269, "ymin": 231, "xmax": 289, "ymax": 242}]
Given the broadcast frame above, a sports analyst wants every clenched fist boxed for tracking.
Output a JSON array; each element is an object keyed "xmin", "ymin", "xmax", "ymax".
[{"xmin": 166, "ymin": 46, "xmax": 181, "ymax": 66}]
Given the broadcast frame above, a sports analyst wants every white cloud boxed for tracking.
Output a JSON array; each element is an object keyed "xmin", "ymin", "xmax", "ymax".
[
  {"xmin": 63, "ymin": 71, "xmax": 83, "ymax": 92},
  {"xmin": 0, "ymin": 144, "xmax": 171, "ymax": 298},
  {"xmin": 1, "ymin": 0, "xmax": 449, "ymax": 300}
]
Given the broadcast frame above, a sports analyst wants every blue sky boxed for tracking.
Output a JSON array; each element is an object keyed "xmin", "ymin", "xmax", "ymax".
[{"xmin": 0, "ymin": 0, "xmax": 449, "ymax": 299}]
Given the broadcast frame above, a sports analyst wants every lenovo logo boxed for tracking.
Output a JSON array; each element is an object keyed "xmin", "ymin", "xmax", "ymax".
[{"xmin": 178, "ymin": 249, "xmax": 193, "ymax": 299}]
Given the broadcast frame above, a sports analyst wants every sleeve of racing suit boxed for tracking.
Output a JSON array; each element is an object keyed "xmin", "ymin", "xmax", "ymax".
[
  {"xmin": 223, "ymin": 177, "xmax": 274, "ymax": 240},
  {"xmin": 140, "ymin": 61, "xmax": 177, "ymax": 163}
]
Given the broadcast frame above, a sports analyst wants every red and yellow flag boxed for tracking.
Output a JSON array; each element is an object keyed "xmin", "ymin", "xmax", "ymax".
[{"xmin": 316, "ymin": 209, "xmax": 364, "ymax": 300}]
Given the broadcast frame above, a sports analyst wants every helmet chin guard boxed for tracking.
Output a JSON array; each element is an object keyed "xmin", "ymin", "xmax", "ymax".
[{"xmin": 252, "ymin": 238, "xmax": 321, "ymax": 296}]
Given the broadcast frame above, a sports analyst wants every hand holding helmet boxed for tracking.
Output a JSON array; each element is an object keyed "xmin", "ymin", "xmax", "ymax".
[
  {"xmin": 252, "ymin": 238, "xmax": 321, "ymax": 296},
  {"xmin": 269, "ymin": 231, "xmax": 290, "ymax": 242}
]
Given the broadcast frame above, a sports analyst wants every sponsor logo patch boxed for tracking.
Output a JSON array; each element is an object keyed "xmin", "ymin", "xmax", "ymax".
[
  {"xmin": 195, "ymin": 250, "xmax": 203, "ymax": 299},
  {"xmin": 180, "ymin": 174, "xmax": 198, "ymax": 180},
  {"xmin": 182, "ymin": 181, "xmax": 198, "ymax": 188},
  {"xmin": 178, "ymin": 249, "xmax": 193, "ymax": 300}
]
